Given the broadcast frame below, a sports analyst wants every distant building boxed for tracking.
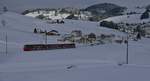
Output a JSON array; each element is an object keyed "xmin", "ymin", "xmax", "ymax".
[
  {"xmin": 88, "ymin": 33, "xmax": 96, "ymax": 39},
  {"xmin": 46, "ymin": 30, "xmax": 60, "ymax": 36},
  {"xmin": 88, "ymin": 33, "xmax": 96, "ymax": 43},
  {"xmin": 71, "ymin": 30, "xmax": 82, "ymax": 37}
]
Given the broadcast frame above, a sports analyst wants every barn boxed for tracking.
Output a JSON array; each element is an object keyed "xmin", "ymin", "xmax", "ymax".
[{"xmin": 46, "ymin": 30, "xmax": 60, "ymax": 36}]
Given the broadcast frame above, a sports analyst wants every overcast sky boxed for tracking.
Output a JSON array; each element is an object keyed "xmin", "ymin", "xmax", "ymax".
[{"xmin": 0, "ymin": 0, "xmax": 149, "ymax": 12}]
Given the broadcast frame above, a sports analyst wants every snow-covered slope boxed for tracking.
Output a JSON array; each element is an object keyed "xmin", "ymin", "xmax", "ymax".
[
  {"xmin": 104, "ymin": 14, "xmax": 150, "ymax": 24},
  {"xmin": 0, "ymin": 12, "xmax": 124, "ymax": 62},
  {"xmin": 1, "ymin": 12, "xmax": 150, "ymax": 81},
  {"xmin": 0, "ymin": 12, "xmax": 125, "ymax": 39},
  {"xmin": 0, "ymin": 12, "xmax": 150, "ymax": 64}
]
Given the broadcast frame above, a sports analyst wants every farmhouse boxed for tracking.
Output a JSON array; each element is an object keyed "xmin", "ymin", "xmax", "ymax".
[
  {"xmin": 46, "ymin": 30, "xmax": 60, "ymax": 36},
  {"xmin": 144, "ymin": 27, "xmax": 150, "ymax": 37}
]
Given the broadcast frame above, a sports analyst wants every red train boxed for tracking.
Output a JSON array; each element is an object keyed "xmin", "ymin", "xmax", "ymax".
[{"xmin": 24, "ymin": 43, "xmax": 76, "ymax": 51}]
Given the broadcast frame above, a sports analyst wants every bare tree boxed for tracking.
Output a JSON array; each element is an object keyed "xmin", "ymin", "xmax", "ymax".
[{"xmin": 1, "ymin": 19, "xmax": 6, "ymax": 27}]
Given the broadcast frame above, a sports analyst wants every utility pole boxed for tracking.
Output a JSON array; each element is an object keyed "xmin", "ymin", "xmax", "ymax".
[
  {"xmin": 45, "ymin": 34, "xmax": 47, "ymax": 44},
  {"xmin": 5, "ymin": 33, "xmax": 8, "ymax": 55},
  {"xmin": 1, "ymin": 19, "xmax": 8, "ymax": 55},
  {"xmin": 124, "ymin": 24, "xmax": 129, "ymax": 65},
  {"xmin": 126, "ymin": 27, "xmax": 129, "ymax": 64},
  {"xmin": 126, "ymin": 34, "xmax": 129, "ymax": 64},
  {"xmin": 45, "ymin": 30, "xmax": 47, "ymax": 44}
]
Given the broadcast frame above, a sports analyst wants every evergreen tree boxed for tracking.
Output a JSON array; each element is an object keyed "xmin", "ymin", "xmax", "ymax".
[
  {"xmin": 3, "ymin": 6, "xmax": 8, "ymax": 12},
  {"xmin": 1, "ymin": 20, "xmax": 6, "ymax": 27},
  {"xmin": 136, "ymin": 25, "xmax": 141, "ymax": 32},
  {"xmin": 34, "ymin": 28, "xmax": 37, "ymax": 33},
  {"xmin": 136, "ymin": 33, "xmax": 141, "ymax": 40}
]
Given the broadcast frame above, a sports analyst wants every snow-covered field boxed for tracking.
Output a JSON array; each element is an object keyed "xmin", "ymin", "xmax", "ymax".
[
  {"xmin": 0, "ymin": 12, "xmax": 150, "ymax": 81},
  {"xmin": 1, "ymin": 64, "xmax": 150, "ymax": 81},
  {"xmin": 0, "ymin": 12, "xmax": 127, "ymax": 63}
]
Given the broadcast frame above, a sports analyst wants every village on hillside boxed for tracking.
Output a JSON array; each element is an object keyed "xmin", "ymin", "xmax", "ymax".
[{"xmin": 18, "ymin": 6, "xmax": 150, "ymax": 51}]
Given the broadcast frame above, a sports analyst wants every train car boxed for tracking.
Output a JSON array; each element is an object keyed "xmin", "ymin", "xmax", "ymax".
[{"xmin": 24, "ymin": 43, "xmax": 76, "ymax": 51}]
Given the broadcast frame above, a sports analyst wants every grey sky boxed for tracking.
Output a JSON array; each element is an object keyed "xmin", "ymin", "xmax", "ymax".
[{"xmin": 0, "ymin": 0, "xmax": 149, "ymax": 12}]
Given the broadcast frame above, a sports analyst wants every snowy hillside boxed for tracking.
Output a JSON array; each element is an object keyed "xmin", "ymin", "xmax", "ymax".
[
  {"xmin": 104, "ymin": 14, "xmax": 150, "ymax": 24},
  {"xmin": 1, "ymin": 12, "xmax": 150, "ymax": 81},
  {"xmin": 0, "ymin": 12, "xmax": 150, "ymax": 64},
  {"xmin": 0, "ymin": 12, "xmax": 127, "ymax": 62}
]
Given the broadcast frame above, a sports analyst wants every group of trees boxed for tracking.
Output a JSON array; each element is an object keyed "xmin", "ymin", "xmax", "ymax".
[
  {"xmin": 36, "ymin": 14, "xmax": 46, "ymax": 19},
  {"xmin": 85, "ymin": 3, "xmax": 126, "ymax": 21},
  {"xmin": 100, "ymin": 21, "xmax": 119, "ymax": 29},
  {"xmin": 34, "ymin": 28, "xmax": 47, "ymax": 34},
  {"xmin": 22, "ymin": 8, "xmax": 57, "ymax": 15},
  {"xmin": 22, "ymin": 10, "xmax": 30, "ymax": 15},
  {"xmin": 140, "ymin": 9, "xmax": 149, "ymax": 20},
  {"xmin": 134, "ymin": 25, "xmax": 146, "ymax": 39},
  {"xmin": 100, "ymin": 21, "xmax": 146, "ymax": 40}
]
